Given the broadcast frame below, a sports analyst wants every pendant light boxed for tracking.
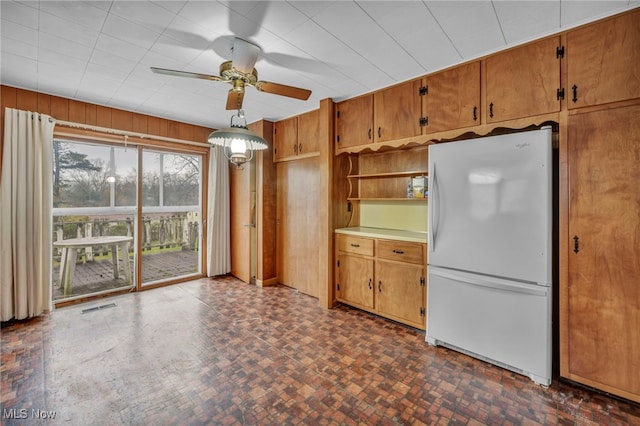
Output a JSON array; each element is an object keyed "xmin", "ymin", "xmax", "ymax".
[{"xmin": 208, "ymin": 109, "xmax": 268, "ymax": 168}]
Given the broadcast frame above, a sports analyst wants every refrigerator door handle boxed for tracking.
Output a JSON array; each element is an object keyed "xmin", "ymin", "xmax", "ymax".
[
  {"xmin": 429, "ymin": 267, "xmax": 549, "ymax": 297},
  {"xmin": 429, "ymin": 162, "xmax": 440, "ymax": 251}
]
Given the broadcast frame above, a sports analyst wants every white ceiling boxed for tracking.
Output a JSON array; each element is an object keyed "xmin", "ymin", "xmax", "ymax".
[{"xmin": 1, "ymin": 1, "xmax": 638, "ymax": 130}]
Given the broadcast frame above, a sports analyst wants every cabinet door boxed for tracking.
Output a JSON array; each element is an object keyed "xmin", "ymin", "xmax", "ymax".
[
  {"xmin": 486, "ymin": 36, "xmax": 560, "ymax": 122},
  {"xmin": 565, "ymin": 104, "xmax": 640, "ymax": 403},
  {"xmin": 375, "ymin": 260, "xmax": 425, "ymax": 329},
  {"xmin": 276, "ymin": 158, "xmax": 319, "ymax": 297},
  {"xmin": 335, "ymin": 94, "xmax": 373, "ymax": 149},
  {"xmin": 424, "ymin": 61, "xmax": 480, "ymax": 133},
  {"xmin": 297, "ymin": 109, "xmax": 320, "ymax": 155},
  {"xmin": 273, "ymin": 116, "xmax": 298, "ymax": 161},
  {"xmin": 336, "ymin": 253, "xmax": 374, "ymax": 310},
  {"xmin": 374, "ymin": 79, "xmax": 423, "ymax": 143},
  {"xmin": 567, "ymin": 9, "xmax": 640, "ymax": 109},
  {"xmin": 230, "ymin": 158, "xmax": 253, "ymax": 283}
]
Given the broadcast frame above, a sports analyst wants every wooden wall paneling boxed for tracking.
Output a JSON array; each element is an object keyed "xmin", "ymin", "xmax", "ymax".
[
  {"xmin": 230, "ymin": 158, "xmax": 252, "ymax": 283},
  {"xmin": 193, "ymin": 126, "xmax": 211, "ymax": 143},
  {"xmin": 157, "ymin": 117, "xmax": 168, "ymax": 137},
  {"xmin": 0, "ymin": 86, "xmax": 18, "ymax": 166},
  {"xmin": 178, "ymin": 122, "xmax": 194, "ymax": 141},
  {"xmin": 16, "ymin": 88, "xmax": 38, "ymax": 112},
  {"xmin": 37, "ymin": 93, "xmax": 51, "ymax": 114},
  {"xmin": 147, "ymin": 116, "xmax": 160, "ymax": 136},
  {"xmin": 167, "ymin": 120, "xmax": 180, "ymax": 139},
  {"xmin": 111, "ymin": 109, "xmax": 133, "ymax": 131},
  {"xmin": 85, "ymin": 103, "xmax": 97, "ymax": 125},
  {"xmin": 132, "ymin": 114, "xmax": 148, "ymax": 134},
  {"xmin": 50, "ymin": 96, "xmax": 69, "ymax": 121},
  {"xmin": 68, "ymin": 100, "xmax": 86, "ymax": 123},
  {"xmin": 96, "ymin": 105, "xmax": 111, "ymax": 128},
  {"xmin": 318, "ymin": 98, "xmax": 334, "ymax": 307}
]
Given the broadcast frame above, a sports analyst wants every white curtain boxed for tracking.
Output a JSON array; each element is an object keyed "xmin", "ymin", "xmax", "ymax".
[
  {"xmin": 206, "ymin": 145, "xmax": 231, "ymax": 276},
  {"xmin": 1, "ymin": 108, "xmax": 55, "ymax": 321}
]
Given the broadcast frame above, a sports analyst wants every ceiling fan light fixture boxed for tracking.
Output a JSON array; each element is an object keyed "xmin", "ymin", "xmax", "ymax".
[{"xmin": 208, "ymin": 109, "xmax": 268, "ymax": 168}]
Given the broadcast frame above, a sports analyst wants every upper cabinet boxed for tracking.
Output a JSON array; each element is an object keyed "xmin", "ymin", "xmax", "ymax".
[
  {"xmin": 373, "ymin": 78, "xmax": 423, "ymax": 143},
  {"xmin": 567, "ymin": 8, "xmax": 640, "ymax": 109},
  {"xmin": 486, "ymin": 36, "xmax": 561, "ymax": 123},
  {"xmin": 297, "ymin": 109, "xmax": 320, "ymax": 155},
  {"xmin": 335, "ymin": 94, "xmax": 374, "ymax": 149},
  {"xmin": 273, "ymin": 116, "xmax": 298, "ymax": 161},
  {"xmin": 423, "ymin": 61, "xmax": 480, "ymax": 133},
  {"xmin": 273, "ymin": 109, "xmax": 320, "ymax": 162}
]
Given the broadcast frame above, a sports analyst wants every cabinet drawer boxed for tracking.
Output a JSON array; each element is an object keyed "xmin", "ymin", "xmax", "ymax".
[
  {"xmin": 376, "ymin": 239, "xmax": 424, "ymax": 264},
  {"xmin": 337, "ymin": 234, "xmax": 374, "ymax": 256}
]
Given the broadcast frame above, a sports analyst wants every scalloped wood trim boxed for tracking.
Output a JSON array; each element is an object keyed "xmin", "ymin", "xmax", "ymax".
[{"xmin": 335, "ymin": 113, "xmax": 559, "ymax": 155}]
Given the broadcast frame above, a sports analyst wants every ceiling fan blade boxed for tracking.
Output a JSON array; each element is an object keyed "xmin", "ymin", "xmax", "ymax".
[
  {"xmin": 254, "ymin": 81, "xmax": 312, "ymax": 101},
  {"xmin": 226, "ymin": 89, "xmax": 245, "ymax": 110},
  {"xmin": 150, "ymin": 67, "xmax": 223, "ymax": 82},
  {"xmin": 232, "ymin": 38, "xmax": 260, "ymax": 74}
]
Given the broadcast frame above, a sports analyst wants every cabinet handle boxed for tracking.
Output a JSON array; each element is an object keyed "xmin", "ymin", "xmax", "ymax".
[
  {"xmin": 572, "ymin": 85, "xmax": 578, "ymax": 103},
  {"xmin": 378, "ymin": 127, "xmax": 381, "ymax": 138},
  {"xmin": 350, "ymin": 243, "xmax": 360, "ymax": 248},
  {"xmin": 573, "ymin": 235, "xmax": 580, "ymax": 253},
  {"xmin": 368, "ymin": 278, "xmax": 372, "ymax": 290},
  {"xmin": 298, "ymin": 143, "xmax": 302, "ymax": 153},
  {"xmin": 378, "ymin": 281, "xmax": 382, "ymax": 292},
  {"xmin": 293, "ymin": 143, "xmax": 298, "ymax": 154},
  {"xmin": 473, "ymin": 106, "xmax": 477, "ymax": 121},
  {"xmin": 368, "ymin": 128, "xmax": 372, "ymax": 139},
  {"xmin": 392, "ymin": 249, "xmax": 404, "ymax": 254},
  {"xmin": 489, "ymin": 102, "xmax": 494, "ymax": 118}
]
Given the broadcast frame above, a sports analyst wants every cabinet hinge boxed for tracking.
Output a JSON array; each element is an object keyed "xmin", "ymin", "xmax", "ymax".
[
  {"xmin": 337, "ymin": 110, "xmax": 341, "ymax": 119},
  {"xmin": 420, "ymin": 307, "xmax": 425, "ymax": 317},
  {"xmin": 337, "ymin": 260, "xmax": 341, "ymax": 267},
  {"xmin": 337, "ymin": 283, "xmax": 340, "ymax": 291},
  {"xmin": 419, "ymin": 86, "xmax": 428, "ymax": 96},
  {"xmin": 419, "ymin": 117, "xmax": 428, "ymax": 127},
  {"xmin": 420, "ymin": 276, "xmax": 425, "ymax": 286},
  {"xmin": 556, "ymin": 45, "xmax": 565, "ymax": 59},
  {"xmin": 557, "ymin": 88, "xmax": 565, "ymax": 100},
  {"xmin": 336, "ymin": 135, "xmax": 340, "ymax": 143}
]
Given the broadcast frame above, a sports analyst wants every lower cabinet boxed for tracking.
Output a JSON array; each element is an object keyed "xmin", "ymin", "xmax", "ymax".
[{"xmin": 335, "ymin": 233, "xmax": 427, "ymax": 330}]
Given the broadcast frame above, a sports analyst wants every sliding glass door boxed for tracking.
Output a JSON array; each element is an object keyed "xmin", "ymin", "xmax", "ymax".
[
  {"xmin": 140, "ymin": 150, "xmax": 202, "ymax": 286},
  {"xmin": 52, "ymin": 139, "xmax": 204, "ymax": 302},
  {"xmin": 52, "ymin": 140, "xmax": 137, "ymax": 301}
]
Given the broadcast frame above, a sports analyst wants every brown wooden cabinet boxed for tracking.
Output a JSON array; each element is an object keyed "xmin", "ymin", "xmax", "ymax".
[
  {"xmin": 273, "ymin": 116, "xmax": 298, "ymax": 161},
  {"xmin": 297, "ymin": 109, "xmax": 320, "ymax": 155},
  {"xmin": 423, "ymin": 61, "xmax": 480, "ymax": 133},
  {"xmin": 274, "ymin": 110, "xmax": 321, "ymax": 161},
  {"xmin": 336, "ymin": 78, "xmax": 426, "ymax": 150},
  {"xmin": 335, "ymin": 233, "xmax": 427, "ymax": 330},
  {"xmin": 567, "ymin": 8, "xmax": 640, "ymax": 109},
  {"xmin": 276, "ymin": 157, "xmax": 319, "ymax": 297},
  {"xmin": 486, "ymin": 36, "xmax": 561, "ymax": 122},
  {"xmin": 563, "ymin": 103, "xmax": 640, "ymax": 403},
  {"xmin": 374, "ymin": 78, "xmax": 423, "ymax": 143}
]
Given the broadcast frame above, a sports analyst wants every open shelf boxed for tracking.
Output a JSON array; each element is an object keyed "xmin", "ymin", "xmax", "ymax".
[
  {"xmin": 348, "ymin": 197, "xmax": 428, "ymax": 201},
  {"xmin": 348, "ymin": 170, "xmax": 428, "ymax": 179}
]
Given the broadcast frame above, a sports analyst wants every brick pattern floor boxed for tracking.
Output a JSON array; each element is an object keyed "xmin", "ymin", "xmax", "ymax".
[{"xmin": 2, "ymin": 276, "xmax": 639, "ymax": 425}]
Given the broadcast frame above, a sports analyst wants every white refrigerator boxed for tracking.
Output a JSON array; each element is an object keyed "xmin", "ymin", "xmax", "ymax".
[{"xmin": 426, "ymin": 127, "xmax": 552, "ymax": 386}]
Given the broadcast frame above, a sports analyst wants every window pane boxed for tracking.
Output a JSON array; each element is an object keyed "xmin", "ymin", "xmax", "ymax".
[
  {"xmin": 142, "ymin": 151, "xmax": 161, "ymax": 206},
  {"xmin": 163, "ymin": 153, "xmax": 201, "ymax": 206},
  {"xmin": 114, "ymin": 148, "xmax": 137, "ymax": 207},
  {"xmin": 54, "ymin": 141, "xmax": 109, "ymax": 208}
]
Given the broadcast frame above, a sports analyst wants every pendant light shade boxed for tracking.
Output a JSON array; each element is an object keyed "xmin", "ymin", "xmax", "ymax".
[{"xmin": 208, "ymin": 110, "xmax": 268, "ymax": 168}]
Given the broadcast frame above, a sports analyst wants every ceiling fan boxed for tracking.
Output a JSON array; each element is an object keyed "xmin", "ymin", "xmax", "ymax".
[{"xmin": 150, "ymin": 38, "xmax": 312, "ymax": 110}]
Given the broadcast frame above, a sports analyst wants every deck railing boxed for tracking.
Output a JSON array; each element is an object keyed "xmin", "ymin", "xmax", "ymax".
[{"xmin": 52, "ymin": 209, "xmax": 200, "ymax": 262}]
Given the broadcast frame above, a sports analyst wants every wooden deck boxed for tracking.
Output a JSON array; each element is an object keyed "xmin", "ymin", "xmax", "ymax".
[{"xmin": 52, "ymin": 250, "xmax": 199, "ymax": 300}]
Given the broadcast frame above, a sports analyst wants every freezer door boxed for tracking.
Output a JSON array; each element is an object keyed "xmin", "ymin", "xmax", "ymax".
[
  {"xmin": 426, "ymin": 267, "xmax": 551, "ymax": 385},
  {"xmin": 428, "ymin": 128, "xmax": 552, "ymax": 284}
]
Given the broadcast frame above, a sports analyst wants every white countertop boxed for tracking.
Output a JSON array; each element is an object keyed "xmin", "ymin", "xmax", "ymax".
[{"xmin": 335, "ymin": 227, "xmax": 427, "ymax": 244}]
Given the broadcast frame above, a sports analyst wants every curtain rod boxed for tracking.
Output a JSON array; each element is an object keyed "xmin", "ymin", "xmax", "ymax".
[{"xmin": 54, "ymin": 119, "xmax": 211, "ymax": 148}]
